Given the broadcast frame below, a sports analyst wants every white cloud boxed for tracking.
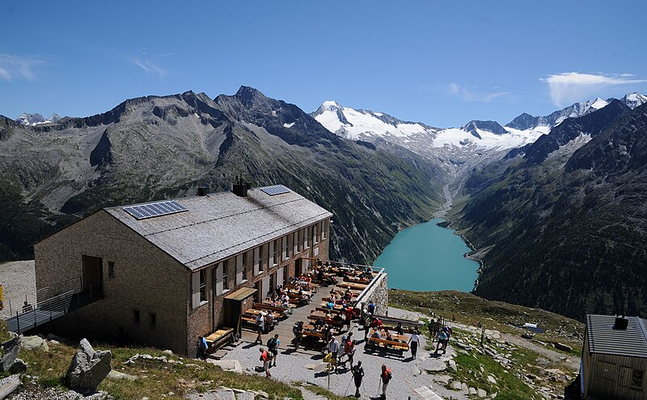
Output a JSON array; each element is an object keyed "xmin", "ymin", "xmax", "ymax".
[
  {"xmin": 542, "ymin": 72, "xmax": 647, "ymax": 106},
  {"xmin": 443, "ymin": 83, "xmax": 511, "ymax": 103},
  {"xmin": 0, "ymin": 54, "xmax": 43, "ymax": 82},
  {"xmin": 133, "ymin": 58, "xmax": 167, "ymax": 78}
]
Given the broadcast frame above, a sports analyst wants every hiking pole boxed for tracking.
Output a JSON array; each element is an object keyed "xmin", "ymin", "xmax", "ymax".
[{"xmin": 344, "ymin": 375, "xmax": 353, "ymax": 397}]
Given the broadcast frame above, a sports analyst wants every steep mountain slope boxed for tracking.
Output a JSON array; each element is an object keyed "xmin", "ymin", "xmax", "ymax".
[
  {"xmin": 455, "ymin": 101, "xmax": 647, "ymax": 320},
  {"xmin": 0, "ymin": 87, "xmax": 442, "ymax": 263}
]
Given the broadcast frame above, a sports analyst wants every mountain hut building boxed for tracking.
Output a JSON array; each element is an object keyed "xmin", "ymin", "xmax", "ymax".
[
  {"xmin": 33, "ymin": 184, "xmax": 332, "ymax": 356},
  {"xmin": 580, "ymin": 314, "xmax": 647, "ymax": 400}
]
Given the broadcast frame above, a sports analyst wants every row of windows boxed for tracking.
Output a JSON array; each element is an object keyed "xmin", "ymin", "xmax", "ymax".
[{"xmin": 192, "ymin": 220, "xmax": 328, "ymax": 308}]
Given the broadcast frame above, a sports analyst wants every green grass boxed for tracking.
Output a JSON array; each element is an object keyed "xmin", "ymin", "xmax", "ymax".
[
  {"xmin": 388, "ymin": 289, "xmax": 584, "ymax": 350},
  {"xmin": 451, "ymin": 352, "xmax": 540, "ymax": 400},
  {"xmin": 17, "ymin": 341, "xmax": 304, "ymax": 400}
]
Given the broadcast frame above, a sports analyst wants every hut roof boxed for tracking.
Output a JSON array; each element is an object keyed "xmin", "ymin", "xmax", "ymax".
[{"xmin": 105, "ymin": 186, "xmax": 332, "ymax": 270}]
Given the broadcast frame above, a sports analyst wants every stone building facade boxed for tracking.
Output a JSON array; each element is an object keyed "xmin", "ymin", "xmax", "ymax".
[{"xmin": 34, "ymin": 185, "xmax": 332, "ymax": 356}]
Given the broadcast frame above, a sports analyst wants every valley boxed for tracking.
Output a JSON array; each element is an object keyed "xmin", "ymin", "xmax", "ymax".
[{"xmin": 2, "ymin": 88, "xmax": 647, "ymax": 323}]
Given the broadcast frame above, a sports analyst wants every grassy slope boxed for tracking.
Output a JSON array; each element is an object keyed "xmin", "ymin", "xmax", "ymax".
[{"xmin": 389, "ymin": 290, "xmax": 584, "ymax": 399}]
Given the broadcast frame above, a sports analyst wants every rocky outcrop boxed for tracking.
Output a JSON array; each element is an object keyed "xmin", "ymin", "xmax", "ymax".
[
  {"xmin": 65, "ymin": 339, "xmax": 112, "ymax": 393},
  {"xmin": 0, "ymin": 337, "xmax": 21, "ymax": 372}
]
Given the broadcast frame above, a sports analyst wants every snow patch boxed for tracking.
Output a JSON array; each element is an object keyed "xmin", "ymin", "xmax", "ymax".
[{"xmin": 283, "ymin": 122, "xmax": 295, "ymax": 128}]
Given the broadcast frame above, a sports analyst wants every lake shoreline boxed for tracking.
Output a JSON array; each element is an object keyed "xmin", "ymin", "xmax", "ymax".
[
  {"xmin": 435, "ymin": 218, "xmax": 484, "ymax": 291},
  {"xmin": 375, "ymin": 218, "xmax": 479, "ymax": 292}
]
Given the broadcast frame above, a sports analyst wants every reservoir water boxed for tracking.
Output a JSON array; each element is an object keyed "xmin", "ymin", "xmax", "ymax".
[{"xmin": 373, "ymin": 219, "xmax": 479, "ymax": 292}]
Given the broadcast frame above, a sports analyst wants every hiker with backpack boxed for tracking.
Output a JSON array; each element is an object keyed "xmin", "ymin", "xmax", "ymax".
[
  {"xmin": 379, "ymin": 364, "xmax": 392, "ymax": 399},
  {"xmin": 267, "ymin": 334, "xmax": 280, "ymax": 367},
  {"xmin": 435, "ymin": 325, "xmax": 450, "ymax": 354},
  {"xmin": 351, "ymin": 360, "xmax": 364, "ymax": 398},
  {"xmin": 259, "ymin": 347, "xmax": 272, "ymax": 377}
]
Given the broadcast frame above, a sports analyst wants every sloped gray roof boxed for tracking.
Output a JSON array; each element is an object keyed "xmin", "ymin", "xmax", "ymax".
[
  {"xmin": 105, "ymin": 187, "xmax": 332, "ymax": 270},
  {"xmin": 586, "ymin": 314, "xmax": 647, "ymax": 358}
]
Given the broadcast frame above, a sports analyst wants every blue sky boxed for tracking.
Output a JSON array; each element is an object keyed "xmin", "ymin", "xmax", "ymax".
[{"xmin": 1, "ymin": 0, "xmax": 646, "ymax": 127}]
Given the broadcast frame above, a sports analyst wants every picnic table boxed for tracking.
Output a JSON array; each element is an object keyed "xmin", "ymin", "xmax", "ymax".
[
  {"xmin": 205, "ymin": 327, "xmax": 234, "ymax": 352},
  {"xmin": 365, "ymin": 329, "xmax": 410, "ymax": 357}
]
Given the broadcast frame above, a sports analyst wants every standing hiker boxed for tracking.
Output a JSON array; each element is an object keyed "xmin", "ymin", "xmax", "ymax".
[
  {"xmin": 255, "ymin": 312, "xmax": 265, "ymax": 344},
  {"xmin": 408, "ymin": 329, "xmax": 420, "ymax": 359},
  {"xmin": 267, "ymin": 334, "xmax": 280, "ymax": 367},
  {"xmin": 351, "ymin": 360, "xmax": 364, "ymax": 398},
  {"xmin": 379, "ymin": 364, "xmax": 392, "ymax": 399}
]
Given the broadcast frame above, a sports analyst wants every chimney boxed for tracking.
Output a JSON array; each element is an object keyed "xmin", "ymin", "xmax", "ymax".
[
  {"xmin": 232, "ymin": 177, "xmax": 249, "ymax": 197},
  {"xmin": 612, "ymin": 316, "xmax": 629, "ymax": 330},
  {"xmin": 197, "ymin": 187, "xmax": 208, "ymax": 196}
]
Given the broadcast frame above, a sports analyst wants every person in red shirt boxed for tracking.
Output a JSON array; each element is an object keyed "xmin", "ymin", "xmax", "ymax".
[
  {"xmin": 259, "ymin": 347, "xmax": 272, "ymax": 377},
  {"xmin": 380, "ymin": 364, "xmax": 392, "ymax": 399}
]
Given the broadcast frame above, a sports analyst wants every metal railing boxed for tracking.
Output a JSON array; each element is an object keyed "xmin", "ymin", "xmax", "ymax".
[{"xmin": 6, "ymin": 276, "xmax": 104, "ymax": 333}]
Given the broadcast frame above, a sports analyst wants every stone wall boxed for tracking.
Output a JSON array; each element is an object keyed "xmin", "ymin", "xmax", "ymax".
[
  {"xmin": 35, "ymin": 211, "xmax": 189, "ymax": 354},
  {"xmin": 355, "ymin": 270, "xmax": 388, "ymax": 315}
]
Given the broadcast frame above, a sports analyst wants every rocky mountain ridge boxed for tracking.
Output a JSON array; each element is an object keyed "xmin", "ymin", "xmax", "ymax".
[
  {"xmin": 0, "ymin": 87, "xmax": 443, "ymax": 263},
  {"xmin": 455, "ymin": 101, "xmax": 647, "ymax": 320}
]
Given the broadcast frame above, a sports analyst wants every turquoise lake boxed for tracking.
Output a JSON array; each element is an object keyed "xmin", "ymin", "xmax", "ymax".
[{"xmin": 373, "ymin": 219, "xmax": 479, "ymax": 292}]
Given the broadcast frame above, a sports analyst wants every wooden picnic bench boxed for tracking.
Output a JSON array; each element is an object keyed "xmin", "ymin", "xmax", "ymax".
[
  {"xmin": 365, "ymin": 336, "xmax": 409, "ymax": 357},
  {"xmin": 254, "ymin": 302, "xmax": 289, "ymax": 317},
  {"xmin": 205, "ymin": 327, "xmax": 234, "ymax": 352}
]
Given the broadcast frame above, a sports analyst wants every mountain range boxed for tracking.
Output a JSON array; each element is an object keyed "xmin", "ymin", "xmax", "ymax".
[
  {"xmin": 4, "ymin": 87, "xmax": 647, "ymax": 320},
  {"xmin": 0, "ymin": 87, "xmax": 443, "ymax": 264}
]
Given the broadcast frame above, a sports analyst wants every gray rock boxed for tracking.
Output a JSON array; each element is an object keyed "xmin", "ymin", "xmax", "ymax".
[
  {"xmin": 215, "ymin": 388, "xmax": 236, "ymax": 400},
  {"xmin": 0, "ymin": 337, "xmax": 21, "ymax": 372},
  {"xmin": 237, "ymin": 392, "xmax": 255, "ymax": 400},
  {"xmin": 469, "ymin": 387, "xmax": 477, "ymax": 395},
  {"xmin": 554, "ymin": 343, "xmax": 573, "ymax": 353},
  {"xmin": 477, "ymin": 388, "xmax": 487, "ymax": 397},
  {"xmin": 65, "ymin": 338, "xmax": 112, "ymax": 392},
  {"xmin": 206, "ymin": 359, "xmax": 243, "ymax": 374},
  {"xmin": 20, "ymin": 335, "xmax": 49, "ymax": 352},
  {"xmin": 449, "ymin": 381, "xmax": 462, "ymax": 391},
  {"xmin": 448, "ymin": 359, "xmax": 457, "ymax": 372},
  {"xmin": 433, "ymin": 374, "xmax": 452, "ymax": 384},
  {"xmin": 0, "ymin": 375, "xmax": 21, "ymax": 399},
  {"xmin": 8, "ymin": 358, "xmax": 26, "ymax": 374},
  {"xmin": 487, "ymin": 375, "xmax": 497, "ymax": 385},
  {"xmin": 107, "ymin": 370, "xmax": 137, "ymax": 381}
]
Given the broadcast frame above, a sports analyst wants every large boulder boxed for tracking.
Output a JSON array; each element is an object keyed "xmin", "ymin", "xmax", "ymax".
[
  {"xmin": 20, "ymin": 335, "xmax": 49, "ymax": 352},
  {"xmin": 0, "ymin": 337, "xmax": 21, "ymax": 372},
  {"xmin": 0, "ymin": 375, "xmax": 21, "ymax": 399},
  {"xmin": 65, "ymin": 339, "xmax": 112, "ymax": 393}
]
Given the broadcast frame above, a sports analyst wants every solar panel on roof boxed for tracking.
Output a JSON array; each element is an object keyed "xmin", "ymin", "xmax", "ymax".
[
  {"xmin": 124, "ymin": 200, "xmax": 188, "ymax": 220},
  {"xmin": 260, "ymin": 185, "xmax": 291, "ymax": 196}
]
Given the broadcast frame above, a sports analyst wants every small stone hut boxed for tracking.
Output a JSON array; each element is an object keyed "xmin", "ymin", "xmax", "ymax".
[{"xmin": 580, "ymin": 314, "xmax": 647, "ymax": 400}]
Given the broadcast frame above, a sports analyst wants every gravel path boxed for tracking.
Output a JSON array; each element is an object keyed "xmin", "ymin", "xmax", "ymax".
[
  {"xmin": 0, "ymin": 260, "xmax": 36, "ymax": 319},
  {"xmin": 222, "ymin": 307, "xmax": 468, "ymax": 400}
]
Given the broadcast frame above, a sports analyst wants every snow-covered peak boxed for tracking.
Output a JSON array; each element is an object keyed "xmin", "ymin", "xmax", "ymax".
[
  {"xmin": 312, "ymin": 101, "xmax": 435, "ymax": 140},
  {"xmin": 16, "ymin": 112, "xmax": 61, "ymax": 126},
  {"xmin": 622, "ymin": 92, "xmax": 647, "ymax": 109},
  {"xmin": 589, "ymin": 98, "xmax": 608, "ymax": 110}
]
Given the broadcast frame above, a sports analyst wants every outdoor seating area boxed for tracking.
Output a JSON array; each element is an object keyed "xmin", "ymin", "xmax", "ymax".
[{"xmin": 238, "ymin": 260, "xmax": 383, "ymax": 350}]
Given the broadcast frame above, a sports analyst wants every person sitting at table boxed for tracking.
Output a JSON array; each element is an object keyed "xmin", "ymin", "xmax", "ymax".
[
  {"xmin": 343, "ymin": 289, "xmax": 352, "ymax": 302},
  {"xmin": 371, "ymin": 329, "xmax": 383, "ymax": 339},
  {"xmin": 326, "ymin": 301, "xmax": 335, "ymax": 310},
  {"xmin": 314, "ymin": 317, "xmax": 325, "ymax": 329},
  {"xmin": 395, "ymin": 322, "xmax": 404, "ymax": 335}
]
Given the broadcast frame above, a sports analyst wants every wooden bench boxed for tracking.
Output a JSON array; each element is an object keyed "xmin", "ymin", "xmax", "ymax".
[
  {"xmin": 366, "ymin": 337, "xmax": 409, "ymax": 357},
  {"xmin": 205, "ymin": 327, "xmax": 234, "ymax": 352},
  {"xmin": 316, "ymin": 306, "xmax": 343, "ymax": 315},
  {"xmin": 254, "ymin": 303, "xmax": 289, "ymax": 317}
]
